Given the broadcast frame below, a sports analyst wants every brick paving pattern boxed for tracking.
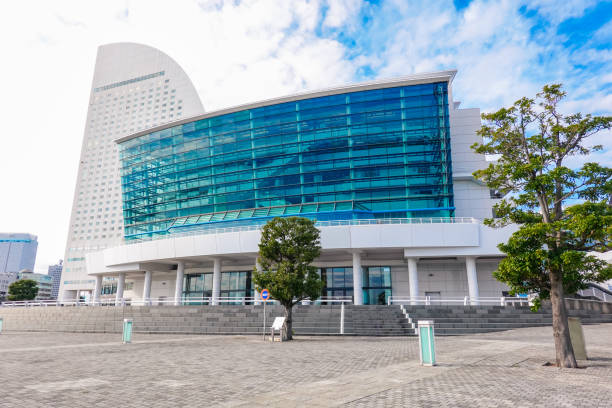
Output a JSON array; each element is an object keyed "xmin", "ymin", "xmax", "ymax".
[{"xmin": 0, "ymin": 325, "xmax": 611, "ymax": 407}]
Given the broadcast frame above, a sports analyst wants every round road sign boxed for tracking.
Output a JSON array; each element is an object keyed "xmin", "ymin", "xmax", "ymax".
[{"xmin": 260, "ymin": 289, "xmax": 270, "ymax": 301}]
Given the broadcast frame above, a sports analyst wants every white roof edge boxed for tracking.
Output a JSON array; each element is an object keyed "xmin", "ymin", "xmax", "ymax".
[{"xmin": 115, "ymin": 69, "xmax": 457, "ymax": 144}]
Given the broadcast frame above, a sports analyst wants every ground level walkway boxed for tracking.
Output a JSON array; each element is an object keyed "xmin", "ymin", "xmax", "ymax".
[{"xmin": 1, "ymin": 324, "xmax": 611, "ymax": 407}]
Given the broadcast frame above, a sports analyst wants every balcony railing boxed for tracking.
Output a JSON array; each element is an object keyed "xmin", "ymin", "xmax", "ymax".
[
  {"xmin": 0, "ymin": 296, "xmax": 353, "ymax": 308},
  {"xmin": 387, "ymin": 296, "xmax": 530, "ymax": 306},
  {"xmin": 122, "ymin": 217, "xmax": 478, "ymax": 245}
]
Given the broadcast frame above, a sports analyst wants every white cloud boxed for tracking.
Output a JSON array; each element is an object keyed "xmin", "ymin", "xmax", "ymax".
[
  {"xmin": 524, "ymin": 0, "xmax": 599, "ymax": 24},
  {"xmin": 0, "ymin": 0, "xmax": 609, "ymax": 273},
  {"xmin": 323, "ymin": 0, "xmax": 362, "ymax": 28}
]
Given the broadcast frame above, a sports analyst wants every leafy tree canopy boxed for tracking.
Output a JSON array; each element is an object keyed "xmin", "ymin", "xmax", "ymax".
[
  {"xmin": 472, "ymin": 84, "xmax": 612, "ymax": 367},
  {"xmin": 8, "ymin": 279, "xmax": 39, "ymax": 301},
  {"xmin": 253, "ymin": 217, "xmax": 324, "ymax": 340}
]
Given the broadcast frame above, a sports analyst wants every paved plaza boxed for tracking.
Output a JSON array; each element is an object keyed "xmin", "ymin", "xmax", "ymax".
[{"xmin": 1, "ymin": 325, "xmax": 611, "ymax": 407}]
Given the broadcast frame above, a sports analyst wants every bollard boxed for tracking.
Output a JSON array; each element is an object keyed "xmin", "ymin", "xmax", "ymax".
[
  {"xmin": 0, "ymin": 317, "xmax": 3, "ymax": 334},
  {"xmin": 122, "ymin": 318, "xmax": 133, "ymax": 344},
  {"xmin": 418, "ymin": 320, "xmax": 436, "ymax": 366}
]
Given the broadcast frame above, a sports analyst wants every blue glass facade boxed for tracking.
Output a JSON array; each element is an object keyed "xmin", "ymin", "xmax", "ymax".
[{"xmin": 118, "ymin": 82, "xmax": 453, "ymax": 240}]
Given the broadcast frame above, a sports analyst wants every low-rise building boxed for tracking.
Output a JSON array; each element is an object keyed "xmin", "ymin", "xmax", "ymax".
[{"xmin": 17, "ymin": 271, "xmax": 53, "ymax": 300}]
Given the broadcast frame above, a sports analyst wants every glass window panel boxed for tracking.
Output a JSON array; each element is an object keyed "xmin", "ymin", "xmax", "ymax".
[
  {"xmin": 198, "ymin": 214, "xmax": 212, "ymax": 222},
  {"xmin": 203, "ymin": 274, "xmax": 213, "ymax": 291},
  {"xmin": 230, "ymin": 273, "xmax": 239, "ymax": 290},
  {"xmin": 224, "ymin": 211, "xmax": 239, "ymax": 220},
  {"xmin": 221, "ymin": 272, "xmax": 230, "ymax": 290},
  {"xmin": 345, "ymin": 267, "xmax": 353, "ymax": 287},
  {"xmin": 253, "ymin": 208, "xmax": 269, "ymax": 216},
  {"xmin": 300, "ymin": 204, "xmax": 317, "ymax": 213},
  {"xmin": 210, "ymin": 212, "xmax": 225, "ymax": 221}
]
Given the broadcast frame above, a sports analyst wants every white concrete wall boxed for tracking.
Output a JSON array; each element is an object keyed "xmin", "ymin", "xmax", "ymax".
[
  {"xmin": 453, "ymin": 180, "xmax": 494, "ymax": 220},
  {"xmin": 88, "ymin": 222, "xmax": 513, "ymax": 272},
  {"xmin": 449, "ymin": 105, "xmax": 497, "ymax": 220},
  {"xmin": 391, "ymin": 259, "xmax": 508, "ymax": 299},
  {"xmin": 129, "ymin": 273, "xmax": 175, "ymax": 301}
]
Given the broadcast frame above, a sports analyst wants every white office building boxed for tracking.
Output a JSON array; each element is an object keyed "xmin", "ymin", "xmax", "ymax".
[{"xmin": 60, "ymin": 43, "xmax": 204, "ymax": 300}]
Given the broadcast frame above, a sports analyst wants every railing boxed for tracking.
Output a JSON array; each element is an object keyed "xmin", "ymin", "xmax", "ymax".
[
  {"xmin": 124, "ymin": 217, "xmax": 479, "ymax": 244},
  {"xmin": 387, "ymin": 296, "xmax": 530, "ymax": 306},
  {"xmin": 578, "ymin": 285, "xmax": 611, "ymax": 303},
  {"xmin": 0, "ymin": 296, "xmax": 352, "ymax": 334},
  {"xmin": 0, "ymin": 296, "xmax": 353, "ymax": 308}
]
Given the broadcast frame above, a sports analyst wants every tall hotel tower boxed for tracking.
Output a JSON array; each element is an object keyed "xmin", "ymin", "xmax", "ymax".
[{"xmin": 60, "ymin": 43, "xmax": 204, "ymax": 300}]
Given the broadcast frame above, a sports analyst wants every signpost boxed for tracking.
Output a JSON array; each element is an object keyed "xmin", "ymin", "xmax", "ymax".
[{"xmin": 260, "ymin": 289, "xmax": 270, "ymax": 340}]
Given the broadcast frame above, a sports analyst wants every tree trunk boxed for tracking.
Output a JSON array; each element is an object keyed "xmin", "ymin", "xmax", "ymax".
[
  {"xmin": 550, "ymin": 270, "xmax": 577, "ymax": 368},
  {"xmin": 283, "ymin": 304, "xmax": 293, "ymax": 341}
]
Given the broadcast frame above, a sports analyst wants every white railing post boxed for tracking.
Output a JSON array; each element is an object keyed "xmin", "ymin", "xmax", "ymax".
[
  {"xmin": 340, "ymin": 302, "xmax": 345, "ymax": 335},
  {"xmin": 500, "ymin": 297, "xmax": 505, "ymax": 306},
  {"xmin": 464, "ymin": 296, "xmax": 468, "ymax": 306},
  {"xmin": 426, "ymin": 296, "xmax": 431, "ymax": 306}
]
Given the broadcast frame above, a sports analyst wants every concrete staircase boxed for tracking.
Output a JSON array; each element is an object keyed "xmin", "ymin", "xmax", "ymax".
[
  {"xmin": 0, "ymin": 305, "xmax": 347, "ymax": 336},
  {"xmin": 403, "ymin": 304, "xmax": 612, "ymax": 335},
  {"xmin": 1, "ymin": 302, "xmax": 611, "ymax": 337},
  {"xmin": 343, "ymin": 305, "xmax": 415, "ymax": 336}
]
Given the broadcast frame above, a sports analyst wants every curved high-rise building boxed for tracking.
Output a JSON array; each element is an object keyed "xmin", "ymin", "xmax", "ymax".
[{"xmin": 60, "ymin": 43, "xmax": 204, "ymax": 300}]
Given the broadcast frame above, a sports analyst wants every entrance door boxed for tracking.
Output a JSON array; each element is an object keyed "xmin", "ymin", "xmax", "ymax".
[{"xmin": 424, "ymin": 291, "xmax": 441, "ymax": 304}]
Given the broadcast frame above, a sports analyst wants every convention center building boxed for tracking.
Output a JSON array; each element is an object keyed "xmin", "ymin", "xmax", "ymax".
[{"xmin": 85, "ymin": 68, "xmax": 515, "ymax": 305}]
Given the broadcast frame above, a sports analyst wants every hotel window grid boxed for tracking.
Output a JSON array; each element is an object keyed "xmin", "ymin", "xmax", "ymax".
[{"xmin": 119, "ymin": 82, "xmax": 453, "ymax": 240}]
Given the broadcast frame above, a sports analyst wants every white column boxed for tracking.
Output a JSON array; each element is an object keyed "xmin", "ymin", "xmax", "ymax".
[
  {"xmin": 407, "ymin": 257, "xmax": 418, "ymax": 305},
  {"xmin": 466, "ymin": 256, "xmax": 479, "ymax": 305},
  {"xmin": 93, "ymin": 275, "xmax": 103, "ymax": 305},
  {"xmin": 212, "ymin": 258, "xmax": 222, "ymax": 305},
  {"xmin": 174, "ymin": 261, "xmax": 185, "ymax": 306},
  {"xmin": 115, "ymin": 273, "xmax": 125, "ymax": 304},
  {"xmin": 142, "ymin": 270, "xmax": 152, "ymax": 303},
  {"xmin": 352, "ymin": 251, "xmax": 363, "ymax": 305}
]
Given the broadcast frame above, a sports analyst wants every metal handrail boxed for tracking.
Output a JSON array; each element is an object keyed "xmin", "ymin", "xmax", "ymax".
[
  {"xmin": 122, "ymin": 217, "xmax": 479, "ymax": 245},
  {"xmin": 578, "ymin": 285, "xmax": 611, "ymax": 303},
  {"xmin": 0, "ymin": 295, "xmax": 353, "ymax": 308},
  {"xmin": 387, "ymin": 296, "xmax": 530, "ymax": 306}
]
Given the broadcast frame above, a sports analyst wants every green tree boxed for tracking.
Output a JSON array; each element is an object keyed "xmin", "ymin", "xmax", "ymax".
[
  {"xmin": 8, "ymin": 279, "xmax": 39, "ymax": 301},
  {"xmin": 472, "ymin": 84, "xmax": 612, "ymax": 368},
  {"xmin": 253, "ymin": 217, "xmax": 324, "ymax": 340}
]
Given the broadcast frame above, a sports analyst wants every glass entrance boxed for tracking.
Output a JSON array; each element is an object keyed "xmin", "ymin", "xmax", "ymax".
[
  {"xmin": 318, "ymin": 266, "xmax": 392, "ymax": 305},
  {"xmin": 183, "ymin": 271, "xmax": 252, "ymax": 304}
]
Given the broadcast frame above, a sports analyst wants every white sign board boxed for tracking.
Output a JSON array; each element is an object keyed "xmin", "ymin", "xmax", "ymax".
[{"xmin": 271, "ymin": 317, "xmax": 285, "ymax": 330}]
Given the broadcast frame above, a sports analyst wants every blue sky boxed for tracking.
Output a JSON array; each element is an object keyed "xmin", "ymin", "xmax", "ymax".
[{"xmin": 0, "ymin": 0, "xmax": 610, "ymax": 272}]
